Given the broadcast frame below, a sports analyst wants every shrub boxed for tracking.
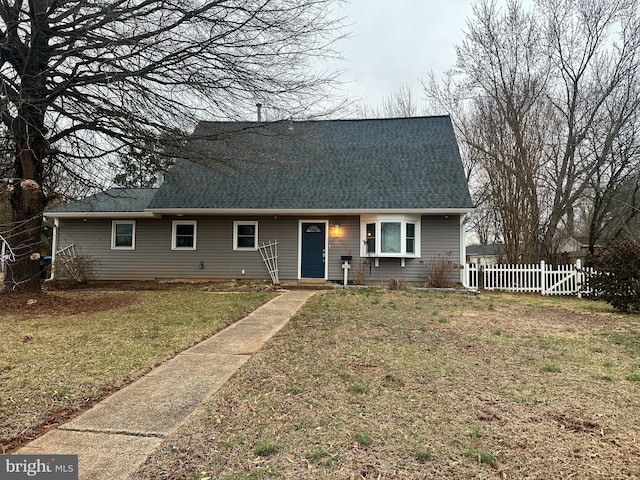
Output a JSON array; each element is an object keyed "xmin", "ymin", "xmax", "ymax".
[
  {"xmin": 354, "ymin": 260, "xmax": 368, "ymax": 285},
  {"xmin": 388, "ymin": 277, "xmax": 410, "ymax": 290},
  {"xmin": 56, "ymin": 253, "xmax": 99, "ymax": 283},
  {"xmin": 422, "ymin": 251, "xmax": 462, "ymax": 288},
  {"xmin": 589, "ymin": 238, "xmax": 640, "ymax": 313}
]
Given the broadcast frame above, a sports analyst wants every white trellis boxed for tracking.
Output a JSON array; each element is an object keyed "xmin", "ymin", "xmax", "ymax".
[
  {"xmin": 55, "ymin": 243, "xmax": 78, "ymax": 280},
  {"xmin": 257, "ymin": 240, "xmax": 279, "ymax": 284},
  {"xmin": 0, "ymin": 234, "xmax": 16, "ymax": 272}
]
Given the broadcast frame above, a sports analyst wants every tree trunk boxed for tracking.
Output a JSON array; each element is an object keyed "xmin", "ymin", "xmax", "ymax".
[
  {"xmin": 5, "ymin": 188, "xmax": 46, "ymax": 293},
  {"xmin": 4, "ymin": 117, "xmax": 47, "ymax": 293}
]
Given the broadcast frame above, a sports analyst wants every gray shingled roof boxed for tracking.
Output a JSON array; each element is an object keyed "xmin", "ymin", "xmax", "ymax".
[
  {"xmin": 466, "ymin": 244, "xmax": 506, "ymax": 257},
  {"xmin": 47, "ymin": 188, "xmax": 157, "ymax": 214},
  {"xmin": 148, "ymin": 116, "xmax": 473, "ymax": 211},
  {"xmin": 47, "ymin": 117, "xmax": 473, "ymax": 215}
]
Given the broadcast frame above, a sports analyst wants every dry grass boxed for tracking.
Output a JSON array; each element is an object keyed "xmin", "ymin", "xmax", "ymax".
[
  {"xmin": 132, "ymin": 290, "xmax": 640, "ymax": 480},
  {"xmin": 0, "ymin": 290, "xmax": 274, "ymax": 451}
]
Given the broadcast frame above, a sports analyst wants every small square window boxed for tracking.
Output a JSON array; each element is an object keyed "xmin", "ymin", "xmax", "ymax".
[
  {"xmin": 172, "ymin": 221, "xmax": 196, "ymax": 250},
  {"xmin": 234, "ymin": 221, "xmax": 258, "ymax": 250},
  {"xmin": 111, "ymin": 221, "xmax": 135, "ymax": 250}
]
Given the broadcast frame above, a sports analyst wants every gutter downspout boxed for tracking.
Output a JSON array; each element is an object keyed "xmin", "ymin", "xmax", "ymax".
[
  {"xmin": 49, "ymin": 218, "xmax": 59, "ymax": 281},
  {"xmin": 460, "ymin": 213, "xmax": 468, "ymax": 287}
]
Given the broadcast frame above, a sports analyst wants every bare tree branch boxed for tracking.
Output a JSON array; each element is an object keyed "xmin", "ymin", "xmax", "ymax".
[{"xmin": 0, "ymin": 0, "xmax": 345, "ymax": 292}]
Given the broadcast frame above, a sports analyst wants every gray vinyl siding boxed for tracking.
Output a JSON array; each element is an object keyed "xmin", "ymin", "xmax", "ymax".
[
  {"xmin": 55, "ymin": 214, "xmax": 463, "ymax": 283},
  {"xmin": 326, "ymin": 215, "xmax": 362, "ymax": 281},
  {"xmin": 56, "ymin": 216, "xmax": 300, "ymax": 281}
]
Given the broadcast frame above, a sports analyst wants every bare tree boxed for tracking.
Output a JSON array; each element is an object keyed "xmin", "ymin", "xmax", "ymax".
[
  {"xmin": 427, "ymin": 0, "xmax": 640, "ymax": 262},
  {"xmin": 538, "ymin": 0, "xmax": 640, "ymax": 259},
  {"xmin": 0, "ymin": 0, "xmax": 344, "ymax": 293},
  {"xmin": 428, "ymin": 0, "xmax": 550, "ymax": 263},
  {"xmin": 580, "ymin": 119, "xmax": 640, "ymax": 252},
  {"xmin": 356, "ymin": 83, "xmax": 424, "ymax": 119},
  {"xmin": 380, "ymin": 83, "xmax": 420, "ymax": 118},
  {"xmin": 468, "ymin": 201, "xmax": 501, "ymax": 246},
  {"xmin": 111, "ymin": 139, "xmax": 175, "ymax": 188}
]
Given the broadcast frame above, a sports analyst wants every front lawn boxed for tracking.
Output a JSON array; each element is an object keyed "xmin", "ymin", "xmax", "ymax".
[
  {"xmin": 132, "ymin": 290, "xmax": 640, "ymax": 479},
  {"xmin": 0, "ymin": 289, "xmax": 275, "ymax": 451}
]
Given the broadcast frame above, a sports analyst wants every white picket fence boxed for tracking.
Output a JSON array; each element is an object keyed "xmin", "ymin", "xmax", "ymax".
[{"xmin": 464, "ymin": 260, "xmax": 593, "ymax": 297}]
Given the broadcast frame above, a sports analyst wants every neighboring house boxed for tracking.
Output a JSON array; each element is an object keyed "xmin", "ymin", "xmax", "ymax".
[
  {"xmin": 466, "ymin": 244, "xmax": 506, "ymax": 266},
  {"xmin": 556, "ymin": 235, "xmax": 601, "ymax": 262},
  {"xmin": 559, "ymin": 235, "xmax": 601, "ymax": 255},
  {"xmin": 46, "ymin": 116, "xmax": 474, "ymax": 284},
  {"xmin": 559, "ymin": 236, "xmax": 584, "ymax": 255}
]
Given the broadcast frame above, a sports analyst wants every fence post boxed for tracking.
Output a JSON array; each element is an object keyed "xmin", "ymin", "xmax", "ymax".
[
  {"xmin": 576, "ymin": 258, "xmax": 582, "ymax": 299},
  {"xmin": 540, "ymin": 260, "xmax": 546, "ymax": 295},
  {"xmin": 463, "ymin": 263, "xmax": 469, "ymax": 288}
]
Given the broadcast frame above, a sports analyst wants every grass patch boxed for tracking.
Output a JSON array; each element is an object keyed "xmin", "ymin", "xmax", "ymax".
[
  {"xmin": 467, "ymin": 425, "xmax": 482, "ymax": 439},
  {"xmin": 541, "ymin": 364, "xmax": 562, "ymax": 373},
  {"xmin": 411, "ymin": 446, "xmax": 432, "ymax": 462},
  {"xmin": 381, "ymin": 373, "xmax": 404, "ymax": 388},
  {"xmin": 347, "ymin": 381, "xmax": 369, "ymax": 394},
  {"xmin": 306, "ymin": 446, "xmax": 329, "ymax": 461},
  {"xmin": 254, "ymin": 440, "xmax": 279, "ymax": 457},
  {"xmin": 608, "ymin": 329, "xmax": 640, "ymax": 357},
  {"xmin": 464, "ymin": 449, "xmax": 496, "ymax": 466},
  {"xmin": 0, "ymin": 290, "xmax": 274, "ymax": 449},
  {"xmin": 354, "ymin": 431, "xmax": 372, "ymax": 447},
  {"xmin": 285, "ymin": 384, "xmax": 304, "ymax": 395},
  {"xmin": 116, "ymin": 291, "xmax": 640, "ymax": 479}
]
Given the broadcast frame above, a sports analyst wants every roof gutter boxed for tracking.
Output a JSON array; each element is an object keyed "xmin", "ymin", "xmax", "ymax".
[
  {"xmin": 44, "ymin": 208, "xmax": 475, "ymax": 219},
  {"xmin": 45, "ymin": 211, "xmax": 160, "ymax": 219},
  {"xmin": 145, "ymin": 207, "xmax": 475, "ymax": 216}
]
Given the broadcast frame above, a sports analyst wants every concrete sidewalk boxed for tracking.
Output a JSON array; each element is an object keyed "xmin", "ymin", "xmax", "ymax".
[{"xmin": 17, "ymin": 289, "xmax": 318, "ymax": 480}]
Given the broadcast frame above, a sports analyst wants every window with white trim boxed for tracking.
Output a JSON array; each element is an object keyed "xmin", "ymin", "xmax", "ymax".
[
  {"xmin": 172, "ymin": 220, "xmax": 197, "ymax": 250},
  {"xmin": 406, "ymin": 222, "xmax": 416, "ymax": 254},
  {"xmin": 361, "ymin": 215, "xmax": 420, "ymax": 257},
  {"xmin": 111, "ymin": 220, "xmax": 136, "ymax": 250},
  {"xmin": 233, "ymin": 221, "xmax": 258, "ymax": 250}
]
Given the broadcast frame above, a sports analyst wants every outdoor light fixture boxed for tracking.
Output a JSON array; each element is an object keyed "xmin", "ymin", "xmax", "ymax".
[{"xmin": 333, "ymin": 224, "xmax": 341, "ymax": 236}]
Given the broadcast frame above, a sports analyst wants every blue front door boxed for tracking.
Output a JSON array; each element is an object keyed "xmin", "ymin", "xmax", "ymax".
[{"xmin": 301, "ymin": 222, "xmax": 326, "ymax": 278}]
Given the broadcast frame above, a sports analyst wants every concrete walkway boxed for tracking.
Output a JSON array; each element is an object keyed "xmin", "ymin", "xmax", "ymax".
[{"xmin": 17, "ymin": 289, "xmax": 318, "ymax": 480}]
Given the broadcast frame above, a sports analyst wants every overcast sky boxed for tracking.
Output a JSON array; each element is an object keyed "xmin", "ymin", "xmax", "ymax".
[{"xmin": 330, "ymin": 0, "xmax": 478, "ymax": 110}]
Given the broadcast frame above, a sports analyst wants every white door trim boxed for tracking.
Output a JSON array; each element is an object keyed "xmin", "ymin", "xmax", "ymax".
[{"xmin": 298, "ymin": 219, "xmax": 329, "ymax": 280}]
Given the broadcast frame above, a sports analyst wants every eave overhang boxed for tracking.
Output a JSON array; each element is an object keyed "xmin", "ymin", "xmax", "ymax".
[
  {"xmin": 45, "ymin": 211, "xmax": 160, "ymax": 219},
  {"xmin": 144, "ymin": 207, "xmax": 475, "ymax": 216},
  {"xmin": 45, "ymin": 207, "xmax": 475, "ymax": 219}
]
